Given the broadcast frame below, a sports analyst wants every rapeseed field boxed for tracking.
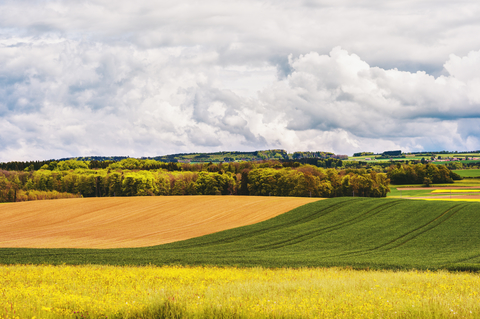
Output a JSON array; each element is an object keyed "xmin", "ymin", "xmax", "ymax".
[{"xmin": 2, "ymin": 265, "xmax": 480, "ymax": 318}]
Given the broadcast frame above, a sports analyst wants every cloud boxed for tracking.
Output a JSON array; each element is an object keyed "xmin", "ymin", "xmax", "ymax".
[
  {"xmin": 259, "ymin": 48, "xmax": 480, "ymax": 141},
  {"xmin": 2, "ymin": 1, "xmax": 480, "ymax": 69},
  {"xmin": 1, "ymin": 1, "xmax": 480, "ymax": 161}
]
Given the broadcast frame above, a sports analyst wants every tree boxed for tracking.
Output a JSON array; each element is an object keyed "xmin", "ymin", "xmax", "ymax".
[
  {"xmin": 195, "ymin": 172, "xmax": 221, "ymax": 195},
  {"xmin": 423, "ymin": 177, "xmax": 432, "ymax": 187}
]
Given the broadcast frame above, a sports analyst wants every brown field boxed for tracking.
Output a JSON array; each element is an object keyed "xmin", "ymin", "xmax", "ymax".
[{"xmin": 0, "ymin": 196, "xmax": 320, "ymax": 249}]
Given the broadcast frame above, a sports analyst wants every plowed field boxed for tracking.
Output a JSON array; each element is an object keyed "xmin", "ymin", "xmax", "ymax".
[{"xmin": 0, "ymin": 196, "xmax": 319, "ymax": 249}]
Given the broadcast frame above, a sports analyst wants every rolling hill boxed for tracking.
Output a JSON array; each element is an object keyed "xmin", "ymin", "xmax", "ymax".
[
  {"xmin": 1, "ymin": 197, "xmax": 480, "ymax": 271},
  {"xmin": 0, "ymin": 196, "xmax": 319, "ymax": 248}
]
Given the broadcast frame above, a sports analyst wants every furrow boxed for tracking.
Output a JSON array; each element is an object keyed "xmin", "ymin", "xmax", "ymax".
[{"xmin": 251, "ymin": 200, "xmax": 402, "ymax": 251}]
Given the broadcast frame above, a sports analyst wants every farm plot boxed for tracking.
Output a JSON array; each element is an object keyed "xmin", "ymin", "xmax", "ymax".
[
  {"xmin": 0, "ymin": 196, "xmax": 319, "ymax": 249},
  {"xmin": 454, "ymin": 169, "xmax": 480, "ymax": 178},
  {"xmin": 3, "ymin": 264, "xmax": 480, "ymax": 319},
  {"xmin": 3, "ymin": 198, "xmax": 480, "ymax": 270}
]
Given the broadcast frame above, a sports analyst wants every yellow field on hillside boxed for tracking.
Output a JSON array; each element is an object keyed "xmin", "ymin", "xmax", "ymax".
[{"xmin": 0, "ymin": 196, "xmax": 319, "ymax": 249}]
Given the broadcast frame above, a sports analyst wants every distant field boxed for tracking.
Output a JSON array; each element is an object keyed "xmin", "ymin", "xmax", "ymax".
[
  {"xmin": 431, "ymin": 189, "xmax": 480, "ymax": 193},
  {"xmin": 2, "ymin": 197, "xmax": 480, "ymax": 271},
  {"xmin": 428, "ymin": 178, "xmax": 480, "ymax": 187},
  {"xmin": 389, "ymin": 178, "xmax": 480, "ymax": 189},
  {"xmin": 388, "ymin": 188, "xmax": 435, "ymax": 197},
  {"xmin": 389, "ymin": 184, "xmax": 480, "ymax": 199},
  {"xmin": 433, "ymin": 160, "xmax": 480, "ymax": 165},
  {"xmin": 454, "ymin": 169, "xmax": 480, "ymax": 178},
  {"xmin": 0, "ymin": 196, "xmax": 319, "ymax": 248}
]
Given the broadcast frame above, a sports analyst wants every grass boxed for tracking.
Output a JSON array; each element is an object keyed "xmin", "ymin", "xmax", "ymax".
[
  {"xmin": 431, "ymin": 189, "xmax": 480, "ymax": 193},
  {"xmin": 455, "ymin": 169, "xmax": 480, "ymax": 178},
  {"xmin": 389, "ymin": 178, "xmax": 480, "ymax": 189},
  {"xmin": 432, "ymin": 160, "xmax": 480, "ymax": 165},
  {"xmin": 388, "ymin": 188, "xmax": 435, "ymax": 197},
  {"xmin": 388, "ymin": 186, "xmax": 480, "ymax": 198},
  {"xmin": 449, "ymin": 178, "xmax": 480, "ymax": 187},
  {"xmin": 2, "ymin": 197, "xmax": 480, "ymax": 271}
]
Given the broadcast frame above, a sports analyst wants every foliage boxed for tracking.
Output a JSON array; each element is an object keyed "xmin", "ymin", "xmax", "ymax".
[
  {"xmin": 387, "ymin": 163, "xmax": 461, "ymax": 185},
  {"xmin": 0, "ymin": 161, "xmax": 391, "ymax": 202},
  {"xmin": 353, "ymin": 151, "xmax": 375, "ymax": 157},
  {"xmin": 15, "ymin": 190, "xmax": 81, "ymax": 201}
]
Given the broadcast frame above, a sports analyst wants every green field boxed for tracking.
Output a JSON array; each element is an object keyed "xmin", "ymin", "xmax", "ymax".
[
  {"xmin": 388, "ymin": 188, "xmax": 434, "ymax": 197},
  {"xmin": 447, "ymin": 178, "xmax": 480, "ymax": 187},
  {"xmin": 2, "ymin": 198, "xmax": 480, "ymax": 271},
  {"xmin": 389, "ymin": 178, "xmax": 480, "ymax": 189},
  {"xmin": 388, "ymin": 185, "xmax": 480, "ymax": 197},
  {"xmin": 454, "ymin": 169, "xmax": 480, "ymax": 178}
]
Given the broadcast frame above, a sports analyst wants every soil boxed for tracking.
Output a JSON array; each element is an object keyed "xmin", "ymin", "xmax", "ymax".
[{"xmin": 0, "ymin": 196, "xmax": 320, "ymax": 249}]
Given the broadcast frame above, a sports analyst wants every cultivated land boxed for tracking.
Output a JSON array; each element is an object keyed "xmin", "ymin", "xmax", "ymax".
[
  {"xmin": 3, "ymin": 265, "xmax": 480, "ymax": 319},
  {"xmin": 455, "ymin": 169, "xmax": 480, "ymax": 178},
  {"xmin": 2, "ymin": 197, "xmax": 480, "ymax": 271},
  {"xmin": 3, "ymin": 196, "xmax": 480, "ymax": 318},
  {"xmin": 0, "ymin": 196, "xmax": 319, "ymax": 249}
]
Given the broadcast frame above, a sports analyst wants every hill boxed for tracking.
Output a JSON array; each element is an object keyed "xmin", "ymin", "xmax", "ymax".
[
  {"xmin": 0, "ymin": 196, "xmax": 318, "ymax": 248},
  {"xmin": 2, "ymin": 197, "xmax": 480, "ymax": 271}
]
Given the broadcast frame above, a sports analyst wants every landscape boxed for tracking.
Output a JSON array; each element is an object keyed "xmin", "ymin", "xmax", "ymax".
[
  {"xmin": 3, "ymin": 0, "xmax": 480, "ymax": 318},
  {"xmin": 1, "ymin": 152, "xmax": 480, "ymax": 318}
]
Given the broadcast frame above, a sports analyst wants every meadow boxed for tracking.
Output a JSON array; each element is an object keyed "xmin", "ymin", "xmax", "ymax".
[
  {"xmin": 454, "ymin": 169, "xmax": 480, "ymax": 178},
  {"xmin": 2, "ymin": 264, "xmax": 480, "ymax": 319}
]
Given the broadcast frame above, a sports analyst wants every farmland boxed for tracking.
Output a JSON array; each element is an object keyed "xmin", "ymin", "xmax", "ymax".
[
  {"xmin": 454, "ymin": 169, "xmax": 480, "ymax": 178},
  {"xmin": 2, "ymin": 264, "xmax": 480, "ymax": 319},
  {"xmin": 2, "ymin": 197, "xmax": 480, "ymax": 271},
  {"xmin": 388, "ymin": 186, "xmax": 480, "ymax": 199},
  {"xmin": 3, "ymin": 197, "xmax": 480, "ymax": 318},
  {"xmin": 0, "ymin": 196, "xmax": 318, "ymax": 248}
]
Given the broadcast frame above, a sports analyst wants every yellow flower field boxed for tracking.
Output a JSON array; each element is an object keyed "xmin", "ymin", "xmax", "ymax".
[{"xmin": 1, "ymin": 265, "xmax": 480, "ymax": 319}]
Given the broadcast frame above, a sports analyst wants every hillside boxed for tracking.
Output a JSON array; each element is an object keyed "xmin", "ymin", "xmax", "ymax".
[
  {"xmin": 2, "ymin": 197, "xmax": 480, "ymax": 271},
  {"xmin": 0, "ymin": 196, "xmax": 318, "ymax": 248}
]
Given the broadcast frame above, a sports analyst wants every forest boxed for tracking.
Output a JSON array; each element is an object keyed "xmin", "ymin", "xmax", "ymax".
[
  {"xmin": 0, "ymin": 157, "xmax": 465, "ymax": 203},
  {"xmin": 0, "ymin": 158, "xmax": 391, "ymax": 202},
  {"xmin": 387, "ymin": 163, "xmax": 462, "ymax": 185}
]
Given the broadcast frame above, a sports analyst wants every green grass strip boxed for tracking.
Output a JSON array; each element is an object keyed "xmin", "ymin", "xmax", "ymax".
[{"xmin": 431, "ymin": 189, "xmax": 480, "ymax": 193}]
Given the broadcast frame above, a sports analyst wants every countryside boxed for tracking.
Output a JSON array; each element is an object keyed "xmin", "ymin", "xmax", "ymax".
[
  {"xmin": 1, "ymin": 151, "xmax": 480, "ymax": 318},
  {"xmin": 3, "ymin": 1, "xmax": 480, "ymax": 317}
]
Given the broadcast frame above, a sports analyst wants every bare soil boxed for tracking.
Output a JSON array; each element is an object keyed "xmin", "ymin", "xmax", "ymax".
[{"xmin": 0, "ymin": 196, "xmax": 320, "ymax": 249}]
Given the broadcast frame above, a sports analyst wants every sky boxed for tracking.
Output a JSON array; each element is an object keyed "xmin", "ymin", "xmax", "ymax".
[{"xmin": 1, "ymin": 0, "xmax": 480, "ymax": 162}]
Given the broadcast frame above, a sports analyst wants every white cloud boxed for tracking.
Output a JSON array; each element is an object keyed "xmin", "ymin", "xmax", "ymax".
[
  {"xmin": 263, "ymin": 48, "xmax": 479, "ymax": 129},
  {"xmin": 1, "ymin": 1, "xmax": 480, "ymax": 161}
]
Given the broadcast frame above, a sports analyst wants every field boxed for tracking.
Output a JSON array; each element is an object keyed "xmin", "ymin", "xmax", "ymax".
[
  {"xmin": 0, "ymin": 196, "xmax": 318, "ymax": 248},
  {"xmin": 454, "ymin": 169, "xmax": 480, "ymax": 178},
  {"xmin": 2, "ymin": 197, "xmax": 480, "ymax": 271},
  {"xmin": 3, "ymin": 197, "xmax": 480, "ymax": 318},
  {"xmin": 388, "ymin": 186, "xmax": 480, "ymax": 199},
  {"xmin": 2, "ymin": 264, "xmax": 480, "ymax": 319}
]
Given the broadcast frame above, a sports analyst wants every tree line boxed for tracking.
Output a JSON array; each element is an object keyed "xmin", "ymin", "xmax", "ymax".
[
  {"xmin": 386, "ymin": 163, "xmax": 462, "ymax": 185},
  {"xmin": 0, "ymin": 159, "xmax": 391, "ymax": 202}
]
